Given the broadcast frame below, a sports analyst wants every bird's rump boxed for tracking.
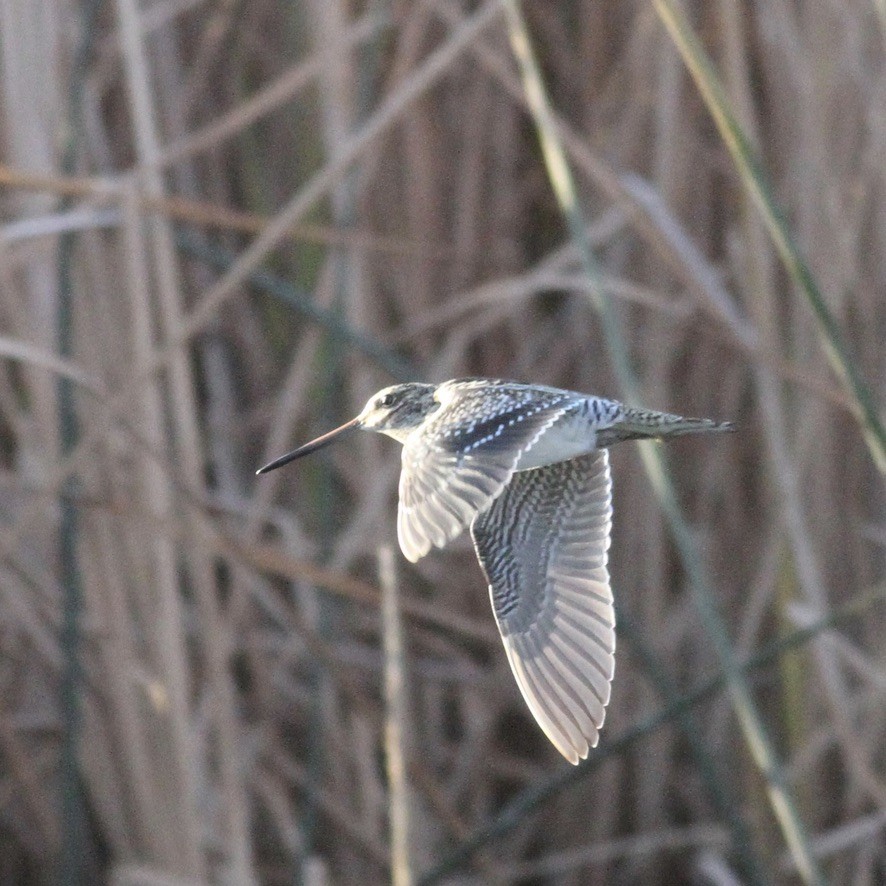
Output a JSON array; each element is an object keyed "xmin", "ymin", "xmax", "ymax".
[
  {"xmin": 397, "ymin": 382, "xmax": 572, "ymax": 562},
  {"xmin": 470, "ymin": 450, "xmax": 615, "ymax": 763}
]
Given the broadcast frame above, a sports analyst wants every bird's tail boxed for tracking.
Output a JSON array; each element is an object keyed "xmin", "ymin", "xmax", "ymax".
[{"xmin": 597, "ymin": 407, "xmax": 734, "ymax": 446}]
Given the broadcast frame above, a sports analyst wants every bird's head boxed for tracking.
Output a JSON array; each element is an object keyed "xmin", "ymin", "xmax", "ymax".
[
  {"xmin": 355, "ymin": 383, "xmax": 438, "ymax": 440},
  {"xmin": 256, "ymin": 382, "xmax": 438, "ymax": 474}
]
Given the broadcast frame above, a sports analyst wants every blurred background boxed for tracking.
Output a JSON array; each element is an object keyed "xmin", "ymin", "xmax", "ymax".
[{"xmin": 0, "ymin": 0, "xmax": 884, "ymax": 883}]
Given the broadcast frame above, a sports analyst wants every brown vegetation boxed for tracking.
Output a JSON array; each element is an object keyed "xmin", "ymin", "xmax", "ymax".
[{"xmin": 0, "ymin": 1, "xmax": 883, "ymax": 883}]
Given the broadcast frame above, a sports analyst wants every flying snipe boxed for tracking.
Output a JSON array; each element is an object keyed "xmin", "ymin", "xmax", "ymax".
[{"xmin": 258, "ymin": 378, "xmax": 732, "ymax": 763}]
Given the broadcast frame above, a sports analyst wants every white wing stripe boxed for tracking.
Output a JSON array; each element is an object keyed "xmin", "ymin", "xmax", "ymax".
[
  {"xmin": 533, "ymin": 651, "xmax": 591, "ymax": 751},
  {"xmin": 552, "ymin": 613, "xmax": 614, "ymax": 669},
  {"xmin": 517, "ymin": 636, "xmax": 587, "ymax": 756},
  {"xmin": 553, "ymin": 597, "xmax": 615, "ymax": 636},
  {"xmin": 510, "ymin": 636, "xmax": 578, "ymax": 759},
  {"xmin": 552, "ymin": 585, "xmax": 612, "ymax": 617},
  {"xmin": 541, "ymin": 645, "xmax": 605, "ymax": 728}
]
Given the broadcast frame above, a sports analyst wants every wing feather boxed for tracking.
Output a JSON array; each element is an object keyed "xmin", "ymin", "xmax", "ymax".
[
  {"xmin": 398, "ymin": 382, "xmax": 572, "ymax": 562},
  {"xmin": 470, "ymin": 450, "xmax": 615, "ymax": 763}
]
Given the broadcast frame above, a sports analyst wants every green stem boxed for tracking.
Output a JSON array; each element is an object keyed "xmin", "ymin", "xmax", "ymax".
[
  {"xmin": 500, "ymin": 2, "xmax": 824, "ymax": 883},
  {"xmin": 652, "ymin": 0, "xmax": 886, "ymax": 476},
  {"xmin": 56, "ymin": 0, "xmax": 105, "ymax": 880}
]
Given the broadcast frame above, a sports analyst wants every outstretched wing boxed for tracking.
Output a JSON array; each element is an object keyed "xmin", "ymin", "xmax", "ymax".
[
  {"xmin": 470, "ymin": 450, "xmax": 615, "ymax": 763},
  {"xmin": 397, "ymin": 382, "xmax": 572, "ymax": 562}
]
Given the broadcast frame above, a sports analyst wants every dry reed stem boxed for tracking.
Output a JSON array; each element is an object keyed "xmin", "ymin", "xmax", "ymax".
[
  {"xmin": 0, "ymin": 0, "xmax": 883, "ymax": 882},
  {"xmin": 379, "ymin": 546, "xmax": 412, "ymax": 886},
  {"xmin": 0, "ymin": 164, "xmax": 467, "ymax": 260}
]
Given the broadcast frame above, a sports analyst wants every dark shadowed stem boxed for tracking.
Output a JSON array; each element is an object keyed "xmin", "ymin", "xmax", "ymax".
[
  {"xmin": 56, "ymin": 0, "xmax": 104, "ymax": 879},
  {"xmin": 379, "ymin": 546, "xmax": 413, "ymax": 886},
  {"xmin": 652, "ymin": 0, "xmax": 886, "ymax": 477},
  {"xmin": 418, "ymin": 583, "xmax": 885, "ymax": 884},
  {"xmin": 57, "ymin": 231, "xmax": 87, "ymax": 886},
  {"xmin": 499, "ymin": 2, "xmax": 823, "ymax": 884}
]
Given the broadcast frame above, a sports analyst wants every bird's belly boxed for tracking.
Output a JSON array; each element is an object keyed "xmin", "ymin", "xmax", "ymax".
[{"xmin": 515, "ymin": 418, "xmax": 597, "ymax": 471}]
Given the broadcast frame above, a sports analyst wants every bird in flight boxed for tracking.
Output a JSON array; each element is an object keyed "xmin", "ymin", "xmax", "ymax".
[{"xmin": 258, "ymin": 378, "xmax": 732, "ymax": 763}]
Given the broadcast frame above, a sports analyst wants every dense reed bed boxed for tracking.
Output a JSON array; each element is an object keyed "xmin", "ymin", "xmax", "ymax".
[{"xmin": 0, "ymin": 1, "xmax": 883, "ymax": 883}]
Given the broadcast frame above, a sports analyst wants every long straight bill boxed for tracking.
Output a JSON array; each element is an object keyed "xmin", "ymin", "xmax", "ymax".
[{"xmin": 256, "ymin": 416, "xmax": 360, "ymax": 474}]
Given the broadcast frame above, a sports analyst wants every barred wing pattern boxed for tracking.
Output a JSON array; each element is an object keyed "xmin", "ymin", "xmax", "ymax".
[
  {"xmin": 470, "ymin": 450, "xmax": 615, "ymax": 763},
  {"xmin": 397, "ymin": 382, "xmax": 572, "ymax": 562}
]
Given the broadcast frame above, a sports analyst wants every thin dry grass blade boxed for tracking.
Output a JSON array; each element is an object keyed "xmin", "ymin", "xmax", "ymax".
[
  {"xmin": 1, "ymin": 2, "xmax": 882, "ymax": 881},
  {"xmin": 379, "ymin": 545, "xmax": 413, "ymax": 886},
  {"xmin": 653, "ymin": 0, "xmax": 886, "ymax": 475},
  {"xmin": 498, "ymin": 3, "xmax": 819, "ymax": 883}
]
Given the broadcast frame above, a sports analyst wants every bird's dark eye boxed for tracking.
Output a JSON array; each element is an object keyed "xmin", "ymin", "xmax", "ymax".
[{"xmin": 379, "ymin": 393, "xmax": 396, "ymax": 408}]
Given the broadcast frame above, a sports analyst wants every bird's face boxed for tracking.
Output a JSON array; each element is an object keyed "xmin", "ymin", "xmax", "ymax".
[
  {"xmin": 255, "ymin": 382, "xmax": 439, "ymax": 474},
  {"xmin": 357, "ymin": 383, "xmax": 439, "ymax": 441}
]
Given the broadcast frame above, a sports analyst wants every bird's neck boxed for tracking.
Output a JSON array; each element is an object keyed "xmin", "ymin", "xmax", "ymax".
[{"xmin": 377, "ymin": 426, "xmax": 415, "ymax": 444}]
